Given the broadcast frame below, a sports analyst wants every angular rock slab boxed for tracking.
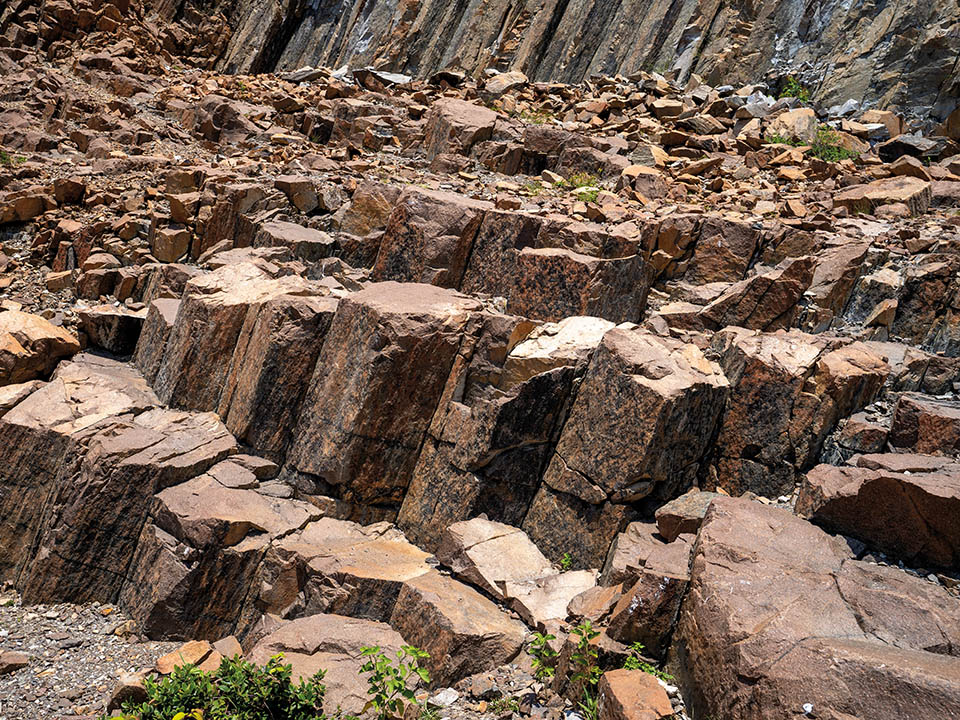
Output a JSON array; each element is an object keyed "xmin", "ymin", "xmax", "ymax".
[
  {"xmin": 249, "ymin": 614, "xmax": 408, "ymax": 714},
  {"xmin": 889, "ymin": 392, "xmax": 960, "ymax": 456},
  {"xmin": 598, "ymin": 669, "xmax": 674, "ymax": 720},
  {"xmin": 675, "ymin": 496, "xmax": 960, "ymax": 720},
  {"xmin": 526, "ymin": 328, "xmax": 728, "ymax": 567},
  {"xmin": 287, "ymin": 282, "xmax": 481, "ymax": 511},
  {"xmin": 0, "ymin": 309, "xmax": 80, "ymax": 386},
  {"xmin": 389, "ymin": 570, "xmax": 526, "ymax": 686},
  {"xmin": 798, "ymin": 456, "xmax": 960, "ymax": 569}
]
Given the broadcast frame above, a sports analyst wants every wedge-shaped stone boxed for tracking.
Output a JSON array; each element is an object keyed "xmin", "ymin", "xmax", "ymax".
[
  {"xmin": 254, "ymin": 220, "xmax": 336, "ymax": 262},
  {"xmin": 134, "ymin": 299, "xmax": 180, "ymax": 384},
  {"xmin": 0, "ymin": 355, "xmax": 157, "ymax": 585},
  {"xmin": 598, "ymin": 669, "xmax": 674, "ymax": 720},
  {"xmin": 389, "ymin": 570, "xmax": 526, "ymax": 686},
  {"xmin": 504, "ymin": 570, "xmax": 597, "ymax": 627},
  {"xmin": 423, "ymin": 99, "xmax": 498, "ymax": 160},
  {"xmin": 798, "ymin": 456, "xmax": 960, "ymax": 569},
  {"xmin": 21, "ymin": 408, "xmax": 237, "ymax": 605},
  {"xmin": 287, "ymin": 282, "xmax": 481, "ymax": 512},
  {"xmin": 889, "ymin": 392, "xmax": 960, "ymax": 456},
  {"xmin": 675, "ymin": 497, "xmax": 960, "ymax": 720},
  {"xmin": 249, "ymin": 615, "xmax": 408, "ymax": 714},
  {"xmin": 835, "ymin": 176, "xmax": 932, "ymax": 216},
  {"xmin": 0, "ymin": 310, "xmax": 80, "ymax": 386},
  {"xmin": 526, "ymin": 329, "xmax": 728, "ymax": 567},
  {"xmin": 242, "ymin": 517, "xmax": 431, "ymax": 627},
  {"xmin": 372, "ymin": 187, "xmax": 492, "ymax": 288},
  {"xmin": 436, "ymin": 518, "xmax": 557, "ymax": 598},
  {"xmin": 120, "ymin": 473, "xmax": 320, "ymax": 639}
]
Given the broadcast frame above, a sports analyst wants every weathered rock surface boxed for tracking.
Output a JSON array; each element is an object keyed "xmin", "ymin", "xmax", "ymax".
[{"xmin": 0, "ymin": 310, "xmax": 80, "ymax": 386}]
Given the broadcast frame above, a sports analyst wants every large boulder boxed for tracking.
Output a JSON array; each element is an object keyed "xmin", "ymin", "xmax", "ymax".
[
  {"xmin": 798, "ymin": 455, "xmax": 960, "ymax": 569},
  {"xmin": 598, "ymin": 669, "xmax": 674, "ymax": 720},
  {"xmin": 423, "ymin": 99, "xmax": 498, "ymax": 160},
  {"xmin": 525, "ymin": 328, "xmax": 729, "ymax": 567},
  {"xmin": 889, "ymin": 392, "xmax": 960, "ymax": 456},
  {"xmin": 0, "ymin": 310, "xmax": 79, "ymax": 386},
  {"xmin": 287, "ymin": 283, "xmax": 481, "ymax": 516},
  {"xmin": 674, "ymin": 496, "xmax": 960, "ymax": 720}
]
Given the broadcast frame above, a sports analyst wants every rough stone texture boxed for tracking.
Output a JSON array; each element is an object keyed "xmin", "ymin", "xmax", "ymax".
[
  {"xmin": 835, "ymin": 177, "xmax": 932, "ymax": 217},
  {"xmin": 798, "ymin": 457, "xmax": 960, "ymax": 569},
  {"xmin": 889, "ymin": 392, "xmax": 960, "ymax": 456},
  {"xmin": 0, "ymin": 310, "xmax": 80, "ymax": 386},
  {"xmin": 708, "ymin": 328, "xmax": 888, "ymax": 496},
  {"xmin": 605, "ymin": 569, "xmax": 688, "ymax": 659},
  {"xmin": 526, "ymin": 328, "xmax": 728, "ymax": 567},
  {"xmin": 423, "ymin": 99, "xmax": 499, "ymax": 160},
  {"xmin": 287, "ymin": 282, "xmax": 481, "ymax": 514},
  {"xmin": 598, "ymin": 669, "xmax": 674, "ymax": 720},
  {"xmin": 654, "ymin": 489, "xmax": 719, "ymax": 542},
  {"xmin": 249, "ymin": 614, "xmax": 408, "ymax": 714},
  {"xmin": 254, "ymin": 220, "xmax": 337, "ymax": 262},
  {"xmin": 134, "ymin": 298, "xmax": 180, "ymax": 384},
  {"xmin": 504, "ymin": 570, "xmax": 597, "ymax": 627},
  {"xmin": 79, "ymin": 305, "xmax": 146, "ymax": 355},
  {"xmin": 436, "ymin": 518, "xmax": 557, "ymax": 598},
  {"xmin": 675, "ymin": 496, "xmax": 960, "ymax": 720},
  {"xmin": 389, "ymin": 570, "xmax": 526, "ymax": 686}
]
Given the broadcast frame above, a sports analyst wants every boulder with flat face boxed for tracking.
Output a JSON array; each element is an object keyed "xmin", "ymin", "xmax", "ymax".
[
  {"xmin": 218, "ymin": 293, "xmax": 338, "ymax": 463},
  {"xmin": 120, "ymin": 473, "xmax": 319, "ymax": 639},
  {"xmin": 241, "ymin": 517, "xmax": 431, "ymax": 629},
  {"xmin": 675, "ymin": 496, "xmax": 960, "ymax": 720},
  {"xmin": 525, "ymin": 328, "xmax": 729, "ymax": 567},
  {"xmin": 889, "ymin": 392, "xmax": 960, "ymax": 456},
  {"xmin": 423, "ymin": 98, "xmax": 498, "ymax": 160},
  {"xmin": 249, "ymin": 614, "xmax": 408, "ymax": 714},
  {"xmin": 505, "ymin": 569, "xmax": 597, "ymax": 627},
  {"xmin": 134, "ymin": 299, "xmax": 180, "ymax": 383},
  {"xmin": 834, "ymin": 176, "xmax": 932, "ymax": 216},
  {"xmin": 891, "ymin": 255, "xmax": 960, "ymax": 357},
  {"xmin": 655, "ymin": 489, "xmax": 720, "ymax": 542},
  {"xmin": 286, "ymin": 282, "xmax": 481, "ymax": 514},
  {"xmin": 373, "ymin": 187, "xmax": 492, "ymax": 288},
  {"xmin": 598, "ymin": 669, "xmax": 674, "ymax": 720},
  {"xmin": 253, "ymin": 220, "xmax": 336, "ymax": 262},
  {"xmin": 0, "ymin": 310, "xmax": 80, "ymax": 386},
  {"xmin": 389, "ymin": 570, "xmax": 527, "ymax": 686},
  {"xmin": 0, "ymin": 355, "xmax": 157, "ymax": 585},
  {"xmin": 798, "ymin": 456, "xmax": 960, "ymax": 569},
  {"xmin": 79, "ymin": 304, "xmax": 146, "ymax": 355}
]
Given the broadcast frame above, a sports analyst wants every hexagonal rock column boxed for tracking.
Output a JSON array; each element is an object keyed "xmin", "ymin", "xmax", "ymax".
[
  {"xmin": 398, "ymin": 315, "xmax": 610, "ymax": 550},
  {"xmin": 120, "ymin": 468, "xmax": 321, "ymax": 640},
  {"xmin": 286, "ymin": 282, "xmax": 481, "ymax": 515},
  {"xmin": 708, "ymin": 328, "xmax": 888, "ymax": 496},
  {"xmin": 0, "ymin": 355, "xmax": 157, "ymax": 585},
  {"xmin": 153, "ymin": 260, "xmax": 323, "ymax": 413},
  {"xmin": 372, "ymin": 186, "xmax": 492, "ymax": 288},
  {"xmin": 524, "ymin": 328, "xmax": 729, "ymax": 568}
]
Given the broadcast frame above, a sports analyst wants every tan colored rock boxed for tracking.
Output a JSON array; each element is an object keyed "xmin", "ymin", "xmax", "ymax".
[
  {"xmin": 767, "ymin": 108, "xmax": 817, "ymax": 143},
  {"xmin": 834, "ymin": 176, "xmax": 932, "ymax": 216},
  {"xmin": 389, "ymin": 570, "xmax": 526, "ymax": 685},
  {"xmin": 424, "ymin": 99, "xmax": 498, "ymax": 160},
  {"xmin": 505, "ymin": 570, "xmax": 597, "ymax": 627},
  {"xmin": 156, "ymin": 640, "xmax": 216, "ymax": 674},
  {"xmin": 598, "ymin": 669, "xmax": 674, "ymax": 720},
  {"xmin": 436, "ymin": 518, "xmax": 556, "ymax": 598},
  {"xmin": 889, "ymin": 392, "xmax": 960, "ymax": 456},
  {"xmin": 0, "ymin": 310, "xmax": 80, "ymax": 386},
  {"xmin": 655, "ymin": 489, "xmax": 720, "ymax": 542}
]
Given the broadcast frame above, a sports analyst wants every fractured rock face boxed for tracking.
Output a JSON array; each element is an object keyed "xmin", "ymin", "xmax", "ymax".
[
  {"xmin": 525, "ymin": 328, "xmax": 729, "ymax": 567},
  {"xmin": 889, "ymin": 392, "xmax": 960, "ymax": 456},
  {"xmin": 287, "ymin": 282, "xmax": 481, "ymax": 515},
  {"xmin": 0, "ymin": 310, "xmax": 80, "ymax": 386},
  {"xmin": 675, "ymin": 496, "xmax": 960, "ymax": 720},
  {"xmin": 798, "ymin": 455, "xmax": 960, "ymax": 569}
]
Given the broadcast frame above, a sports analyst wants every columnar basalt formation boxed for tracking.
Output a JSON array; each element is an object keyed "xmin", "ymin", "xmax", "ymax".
[{"xmin": 1, "ymin": 3, "xmax": 960, "ymax": 718}]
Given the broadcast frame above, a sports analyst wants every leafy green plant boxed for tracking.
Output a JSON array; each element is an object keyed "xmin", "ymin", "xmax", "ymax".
[
  {"xmin": 807, "ymin": 125, "xmax": 859, "ymax": 163},
  {"xmin": 523, "ymin": 180, "xmax": 545, "ymax": 197},
  {"xmin": 559, "ymin": 553, "xmax": 573, "ymax": 571},
  {"xmin": 518, "ymin": 108, "xmax": 555, "ymax": 125},
  {"xmin": 573, "ymin": 188, "xmax": 599, "ymax": 203},
  {"xmin": 622, "ymin": 642, "xmax": 673, "ymax": 683},
  {"xmin": 488, "ymin": 696, "xmax": 521, "ymax": 715},
  {"xmin": 527, "ymin": 632, "xmax": 558, "ymax": 681},
  {"xmin": 763, "ymin": 133, "xmax": 799, "ymax": 146},
  {"xmin": 420, "ymin": 706, "xmax": 441, "ymax": 720},
  {"xmin": 0, "ymin": 150, "xmax": 9, "ymax": 165},
  {"xmin": 359, "ymin": 645, "xmax": 431, "ymax": 720},
  {"xmin": 108, "ymin": 654, "xmax": 328, "ymax": 720},
  {"xmin": 778, "ymin": 76, "xmax": 810, "ymax": 103},
  {"xmin": 570, "ymin": 622, "xmax": 602, "ymax": 720}
]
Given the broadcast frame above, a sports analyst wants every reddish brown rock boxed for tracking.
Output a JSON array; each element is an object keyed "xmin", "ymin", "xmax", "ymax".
[
  {"xmin": 389, "ymin": 569, "xmax": 526, "ymax": 686},
  {"xmin": 675, "ymin": 497, "xmax": 960, "ymax": 720},
  {"xmin": 79, "ymin": 304, "xmax": 146, "ymax": 355},
  {"xmin": 683, "ymin": 216, "xmax": 760, "ymax": 285},
  {"xmin": 889, "ymin": 392, "xmax": 960, "ymax": 456},
  {"xmin": 372, "ymin": 187, "xmax": 492, "ymax": 288},
  {"xmin": 0, "ymin": 310, "xmax": 80, "ymax": 386},
  {"xmin": 134, "ymin": 298, "xmax": 180, "ymax": 384},
  {"xmin": 254, "ymin": 221, "xmax": 337, "ymax": 262},
  {"xmin": 525, "ymin": 329, "xmax": 728, "ymax": 567},
  {"xmin": 287, "ymin": 283, "xmax": 480, "ymax": 514},
  {"xmin": 834, "ymin": 176, "xmax": 932, "ymax": 216},
  {"xmin": 423, "ymin": 99, "xmax": 498, "ymax": 160},
  {"xmin": 798, "ymin": 458, "xmax": 960, "ymax": 568},
  {"xmin": 654, "ymin": 489, "xmax": 720, "ymax": 542}
]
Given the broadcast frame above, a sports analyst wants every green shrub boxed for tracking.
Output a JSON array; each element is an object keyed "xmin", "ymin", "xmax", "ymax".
[
  {"xmin": 570, "ymin": 621, "xmax": 602, "ymax": 720},
  {"xmin": 807, "ymin": 125, "xmax": 859, "ymax": 163},
  {"xmin": 0, "ymin": 150, "xmax": 9, "ymax": 166},
  {"xmin": 622, "ymin": 642, "xmax": 673, "ymax": 683},
  {"xmin": 558, "ymin": 552, "xmax": 573, "ymax": 571},
  {"xmin": 527, "ymin": 632, "xmax": 558, "ymax": 681},
  {"xmin": 778, "ymin": 76, "xmax": 810, "ymax": 103},
  {"xmin": 488, "ymin": 696, "xmax": 520, "ymax": 715},
  {"xmin": 108, "ymin": 654, "xmax": 328, "ymax": 720},
  {"xmin": 359, "ymin": 645, "xmax": 431, "ymax": 720}
]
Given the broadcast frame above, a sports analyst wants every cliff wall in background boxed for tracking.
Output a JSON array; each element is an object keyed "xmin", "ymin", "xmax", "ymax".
[{"xmin": 148, "ymin": 0, "xmax": 960, "ymax": 124}]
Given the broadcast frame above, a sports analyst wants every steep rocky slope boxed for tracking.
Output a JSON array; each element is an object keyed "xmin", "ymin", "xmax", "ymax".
[{"xmin": 1, "ymin": 2, "xmax": 960, "ymax": 719}]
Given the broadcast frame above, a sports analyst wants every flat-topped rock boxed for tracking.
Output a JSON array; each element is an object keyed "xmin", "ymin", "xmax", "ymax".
[{"xmin": 0, "ymin": 309, "xmax": 80, "ymax": 386}]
